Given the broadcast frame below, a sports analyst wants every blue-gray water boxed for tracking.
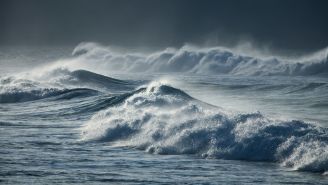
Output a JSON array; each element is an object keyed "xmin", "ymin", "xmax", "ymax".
[{"xmin": 1, "ymin": 44, "xmax": 328, "ymax": 184}]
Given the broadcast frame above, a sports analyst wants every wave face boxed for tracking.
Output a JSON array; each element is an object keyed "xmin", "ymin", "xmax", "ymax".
[
  {"xmin": 0, "ymin": 68, "xmax": 134, "ymax": 103},
  {"xmin": 0, "ymin": 87, "xmax": 99, "ymax": 103},
  {"xmin": 82, "ymin": 82, "xmax": 328, "ymax": 173},
  {"xmin": 70, "ymin": 42, "xmax": 328, "ymax": 76}
]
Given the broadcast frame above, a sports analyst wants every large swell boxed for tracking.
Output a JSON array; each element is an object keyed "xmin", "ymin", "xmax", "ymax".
[
  {"xmin": 2, "ymin": 44, "xmax": 328, "ymax": 176},
  {"xmin": 0, "ymin": 68, "xmax": 135, "ymax": 103},
  {"xmin": 65, "ymin": 42, "xmax": 328, "ymax": 76},
  {"xmin": 81, "ymin": 82, "xmax": 328, "ymax": 173}
]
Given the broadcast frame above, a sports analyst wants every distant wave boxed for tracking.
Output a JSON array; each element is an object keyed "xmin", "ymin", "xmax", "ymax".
[
  {"xmin": 0, "ymin": 88, "xmax": 98, "ymax": 103},
  {"xmin": 82, "ymin": 82, "xmax": 328, "ymax": 173},
  {"xmin": 71, "ymin": 42, "xmax": 328, "ymax": 76},
  {"xmin": 69, "ymin": 69, "xmax": 132, "ymax": 88},
  {"xmin": 0, "ymin": 69, "xmax": 135, "ymax": 103}
]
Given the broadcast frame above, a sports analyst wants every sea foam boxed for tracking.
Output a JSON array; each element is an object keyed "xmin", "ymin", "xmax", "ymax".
[
  {"xmin": 82, "ymin": 82, "xmax": 328, "ymax": 173},
  {"xmin": 0, "ymin": 68, "xmax": 133, "ymax": 103},
  {"xmin": 70, "ymin": 42, "xmax": 328, "ymax": 76}
]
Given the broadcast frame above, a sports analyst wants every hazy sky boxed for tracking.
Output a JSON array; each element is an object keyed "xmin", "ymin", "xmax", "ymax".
[{"xmin": 1, "ymin": 0, "xmax": 328, "ymax": 53}]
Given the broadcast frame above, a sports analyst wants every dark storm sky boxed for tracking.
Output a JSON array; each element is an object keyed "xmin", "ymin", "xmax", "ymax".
[{"xmin": 1, "ymin": 0, "xmax": 328, "ymax": 52}]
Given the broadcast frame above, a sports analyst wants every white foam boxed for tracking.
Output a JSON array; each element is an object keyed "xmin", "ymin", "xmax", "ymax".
[
  {"xmin": 81, "ymin": 82, "xmax": 328, "ymax": 173},
  {"xmin": 66, "ymin": 42, "xmax": 328, "ymax": 76},
  {"xmin": 0, "ymin": 68, "xmax": 132, "ymax": 103}
]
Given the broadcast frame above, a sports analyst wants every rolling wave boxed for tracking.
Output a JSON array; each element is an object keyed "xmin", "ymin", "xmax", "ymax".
[
  {"xmin": 69, "ymin": 69, "xmax": 132, "ymax": 88},
  {"xmin": 70, "ymin": 42, "xmax": 328, "ymax": 76},
  {"xmin": 0, "ymin": 88, "xmax": 98, "ymax": 103},
  {"xmin": 81, "ymin": 82, "xmax": 328, "ymax": 173},
  {"xmin": 0, "ymin": 69, "xmax": 135, "ymax": 103}
]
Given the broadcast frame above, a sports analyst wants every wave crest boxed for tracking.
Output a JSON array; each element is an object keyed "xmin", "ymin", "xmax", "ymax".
[
  {"xmin": 0, "ymin": 69, "xmax": 133, "ymax": 103},
  {"xmin": 71, "ymin": 42, "xmax": 328, "ymax": 76},
  {"xmin": 81, "ymin": 83, "xmax": 328, "ymax": 173}
]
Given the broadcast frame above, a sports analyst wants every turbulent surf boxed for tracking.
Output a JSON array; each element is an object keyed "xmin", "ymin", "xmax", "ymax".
[
  {"xmin": 1, "ymin": 43, "xmax": 328, "ymax": 184},
  {"xmin": 68, "ymin": 42, "xmax": 328, "ymax": 76},
  {"xmin": 81, "ymin": 81, "xmax": 328, "ymax": 173}
]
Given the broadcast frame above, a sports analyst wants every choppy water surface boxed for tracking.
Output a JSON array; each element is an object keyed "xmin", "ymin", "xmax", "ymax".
[{"xmin": 1, "ymin": 45, "xmax": 328, "ymax": 184}]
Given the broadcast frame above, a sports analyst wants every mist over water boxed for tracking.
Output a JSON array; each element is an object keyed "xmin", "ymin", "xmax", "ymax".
[
  {"xmin": 2, "ymin": 0, "xmax": 328, "ymax": 183},
  {"xmin": 67, "ymin": 42, "xmax": 328, "ymax": 76},
  {"xmin": 1, "ymin": 43, "xmax": 328, "ymax": 184}
]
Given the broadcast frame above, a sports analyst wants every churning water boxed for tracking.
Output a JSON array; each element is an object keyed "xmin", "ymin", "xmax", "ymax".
[{"xmin": 1, "ymin": 43, "xmax": 328, "ymax": 184}]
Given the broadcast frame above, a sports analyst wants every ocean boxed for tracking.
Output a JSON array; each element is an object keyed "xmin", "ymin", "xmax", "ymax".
[{"xmin": 1, "ymin": 43, "xmax": 328, "ymax": 184}]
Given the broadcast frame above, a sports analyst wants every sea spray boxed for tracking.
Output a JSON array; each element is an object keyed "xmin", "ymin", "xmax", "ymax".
[{"xmin": 82, "ymin": 82, "xmax": 328, "ymax": 173}]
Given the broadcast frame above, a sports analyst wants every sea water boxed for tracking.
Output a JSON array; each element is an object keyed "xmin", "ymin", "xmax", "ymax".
[{"xmin": 1, "ymin": 44, "xmax": 328, "ymax": 184}]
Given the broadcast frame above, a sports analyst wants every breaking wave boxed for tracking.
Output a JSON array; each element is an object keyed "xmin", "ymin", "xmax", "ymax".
[
  {"xmin": 0, "ymin": 68, "xmax": 135, "ymax": 103},
  {"xmin": 81, "ymin": 82, "xmax": 328, "ymax": 173},
  {"xmin": 69, "ymin": 42, "xmax": 328, "ymax": 76}
]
